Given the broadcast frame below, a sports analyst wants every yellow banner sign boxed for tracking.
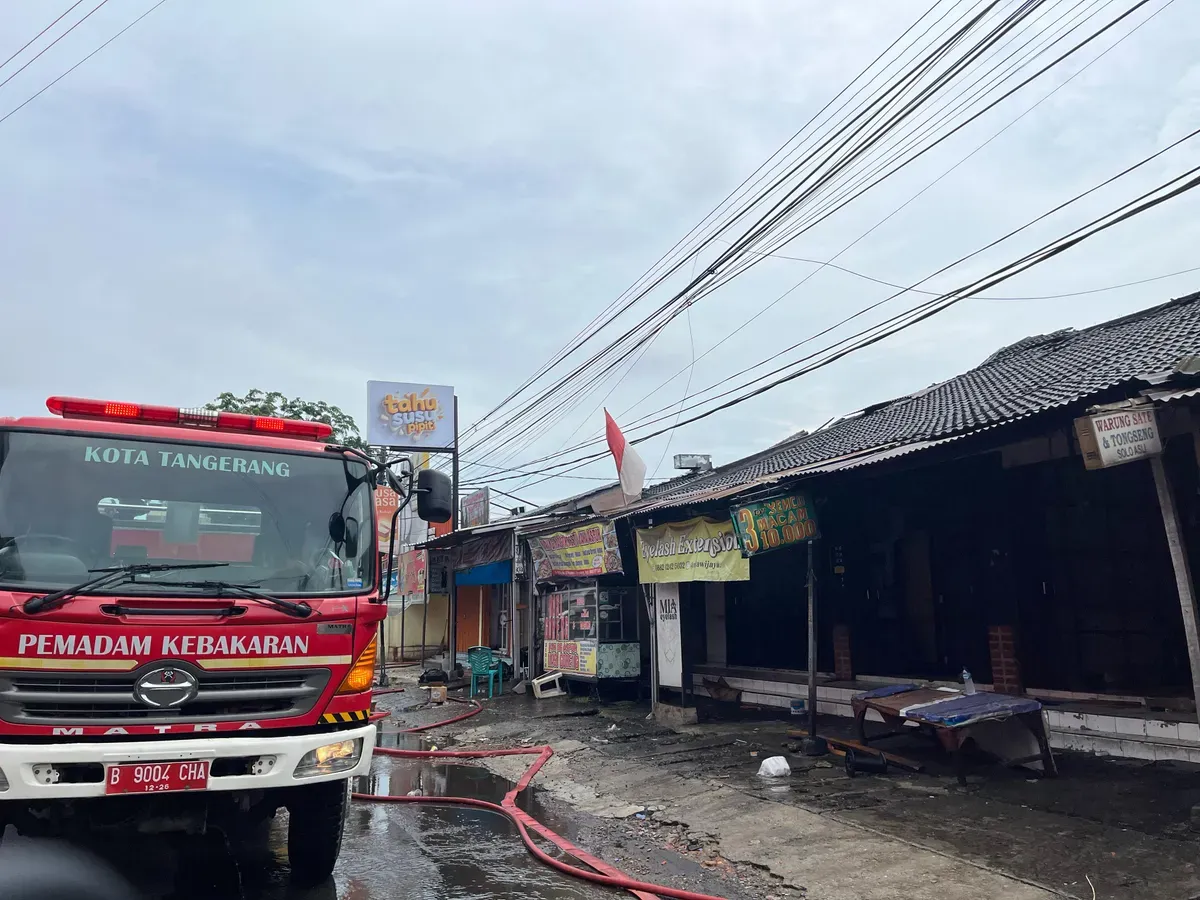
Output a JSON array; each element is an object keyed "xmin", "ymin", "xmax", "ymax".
[
  {"xmin": 529, "ymin": 521, "xmax": 622, "ymax": 581},
  {"xmin": 635, "ymin": 517, "xmax": 750, "ymax": 584},
  {"xmin": 544, "ymin": 639, "xmax": 597, "ymax": 676}
]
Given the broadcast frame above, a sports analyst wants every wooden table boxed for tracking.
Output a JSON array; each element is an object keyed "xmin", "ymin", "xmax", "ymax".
[{"xmin": 851, "ymin": 684, "xmax": 1058, "ymax": 785}]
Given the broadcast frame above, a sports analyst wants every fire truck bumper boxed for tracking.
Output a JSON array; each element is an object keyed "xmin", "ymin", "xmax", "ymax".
[{"xmin": 0, "ymin": 723, "xmax": 376, "ymax": 801}]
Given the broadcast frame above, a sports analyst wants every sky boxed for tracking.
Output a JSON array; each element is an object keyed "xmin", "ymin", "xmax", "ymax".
[{"xmin": 3, "ymin": 0, "xmax": 1200, "ymax": 510}]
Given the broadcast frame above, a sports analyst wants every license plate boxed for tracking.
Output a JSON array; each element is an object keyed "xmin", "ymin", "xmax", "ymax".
[{"xmin": 105, "ymin": 760, "xmax": 210, "ymax": 795}]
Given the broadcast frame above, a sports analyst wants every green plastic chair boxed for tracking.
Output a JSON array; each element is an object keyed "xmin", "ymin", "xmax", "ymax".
[{"xmin": 467, "ymin": 646, "xmax": 502, "ymax": 699}]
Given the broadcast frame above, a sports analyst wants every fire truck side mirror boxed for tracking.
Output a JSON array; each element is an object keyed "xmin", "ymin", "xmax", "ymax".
[{"xmin": 416, "ymin": 469, "xmax": 453, "ymax": 523}]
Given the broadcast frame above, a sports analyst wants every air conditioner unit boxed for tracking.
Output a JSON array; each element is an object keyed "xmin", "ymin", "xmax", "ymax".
[{"xmin": 673, "ymin": 454, "xmax": 713, "ymax": 474}]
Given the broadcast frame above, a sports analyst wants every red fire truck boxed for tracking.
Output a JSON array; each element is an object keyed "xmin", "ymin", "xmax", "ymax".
[{"xmin": 0, "ymin": 397, "xmax": 451, "ymax": 885}]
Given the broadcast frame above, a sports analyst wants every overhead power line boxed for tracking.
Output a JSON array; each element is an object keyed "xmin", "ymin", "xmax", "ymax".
[
  {"xmin": 0, "ymin": 0, "xmax": 112, "ymax": 93},
  {"xmin": 740, "ymin": 250, "xmax": 1200, "ymax": 301},
  {"xmin": 475, "ymin": 125, "xmax": 1200, "ymax": 489},
  {"xmin": 449, "ymin": 0, "xmax": 1010, "ymax": 463},
  {"xmin": 477, "ymin": 0, "xmax": 1083, "ymax": 482},
  {"xmin": 455, "ymin": 0, "xmax": 1164, "ymax": 482},
  {"xmin": 0, "ymin": 1, "xmax": 87, "ymax": 73},
  {"xmin": 454, "ymin": 0, "xmax": 960, "ymax": 447},
  {"xmin": 599, "ymin": 0, "xmax": 1168, "ymax": 436},
  {"xmin": 0, "ymin": 0, "xmax": 170, "ymax": 127},
  {"xmin": 478, "ymin": 0, "xmax": 1173, "ymax": 490}
]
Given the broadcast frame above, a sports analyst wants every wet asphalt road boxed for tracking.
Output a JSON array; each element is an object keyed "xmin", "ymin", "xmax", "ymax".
[{"xmin": 3, "ymin": 750, "xmax": 615, "ymax": 900}]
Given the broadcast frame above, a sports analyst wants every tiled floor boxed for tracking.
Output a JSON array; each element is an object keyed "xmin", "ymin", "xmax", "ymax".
[{"xmin": 694, "ymin": 668, "xmax": 1200, "ymax": 761}]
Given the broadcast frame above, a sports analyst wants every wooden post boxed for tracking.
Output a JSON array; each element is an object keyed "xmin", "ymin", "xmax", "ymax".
[
  {"xmin": 400, "ymin": 592, "xmax": 406, "ymax": 663},
  {"xmin": 446, "ymin": 566, "xmax": 456, "ymax": 672},
  {"xmin": 1150, "ymin": 455, "xmax": 1200, "ymax": 722},
  {"xmin": 807, "ymin": 539, "xmax": 818, "ymax": 740}
]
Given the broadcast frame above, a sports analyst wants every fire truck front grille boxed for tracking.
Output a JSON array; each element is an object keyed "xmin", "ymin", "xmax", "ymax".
[{"xmin": 0, "ymin": 669, "xmax": 330, "ymax": 726}]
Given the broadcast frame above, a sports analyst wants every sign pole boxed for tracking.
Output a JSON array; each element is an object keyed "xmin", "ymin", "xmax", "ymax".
[
  {"xmin": 1150, "ymin": 455, "xmax": 1200, "ymax": 721},
  {"xmin": 646, "ymin": 585, "xmax": 658, "ymax": 720},
  {"xmin": 452, "ymin": 397, "xmax": 460, "ymax": 532},
  {"xmin": 420, "ymin": 577, "xmax": 428, "ymax": 667},
  {"xmin": 446, "ymin": 396, "xmax": 459, "ymax": 672}
]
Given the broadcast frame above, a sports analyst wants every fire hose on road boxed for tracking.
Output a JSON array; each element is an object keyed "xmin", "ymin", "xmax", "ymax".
[{"xmin": 352, "ymin": 699, "xmax": 730, "ymax": 900}]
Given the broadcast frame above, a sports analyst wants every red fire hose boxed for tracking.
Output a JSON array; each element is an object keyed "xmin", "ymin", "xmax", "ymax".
[
  {"xmin": 354, "ymin": 702, "xmax": 730, "ymax": 900},
  {"xmin": 368, "ymin": 694, "xmax": 484, "ymax": 727},
  {"xmin": 395, "ymin": 695, "xmax": 484, "ymax": 732}
]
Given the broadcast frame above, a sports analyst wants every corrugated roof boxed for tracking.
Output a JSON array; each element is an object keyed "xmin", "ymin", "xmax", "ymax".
[
  {"xmin": 639, "ymin": 290, "xmax": 1200, "ymax": 510},
  {"xmin": 629, "ymin": 436, "xmax": 968, "ymax": 514},
  {"xmin": 418, "ymin": 512, "xmax": 562, "ymax": 549},
  {"xmin": 530, "ymin": 481, "xmax": 620, "ymax": 514}
]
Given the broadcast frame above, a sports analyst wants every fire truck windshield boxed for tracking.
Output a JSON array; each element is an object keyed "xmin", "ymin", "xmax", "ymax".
[{"xmin": 0, "ymin": 430, "xmax": 374, "ymax": 596}]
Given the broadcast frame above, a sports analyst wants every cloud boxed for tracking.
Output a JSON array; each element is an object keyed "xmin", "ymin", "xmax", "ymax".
[{"xmin": 2, "ymin": 0, "xmax": 1199, "ymax": 505}]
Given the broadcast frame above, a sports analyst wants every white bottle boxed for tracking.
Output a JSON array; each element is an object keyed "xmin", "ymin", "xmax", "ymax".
[{"xmin": 961, "ymin": 667, "xmax": 976, "ymax": 695}]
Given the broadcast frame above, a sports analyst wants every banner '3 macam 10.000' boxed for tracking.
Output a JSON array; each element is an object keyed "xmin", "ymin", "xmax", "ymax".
[{"xmin": 730, "ymin": 492, "xmax": 819, "ymax": 557}]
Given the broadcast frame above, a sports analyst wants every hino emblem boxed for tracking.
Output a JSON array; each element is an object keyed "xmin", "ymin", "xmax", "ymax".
[{"xmin": 134, "ymin": 665, "xmax": 199, "ymax": 709}]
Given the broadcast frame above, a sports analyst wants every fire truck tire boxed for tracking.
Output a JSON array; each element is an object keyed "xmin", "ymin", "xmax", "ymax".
[{"xmin": 287, "ymin": 779, "xmax": 349, "ymax": 886}]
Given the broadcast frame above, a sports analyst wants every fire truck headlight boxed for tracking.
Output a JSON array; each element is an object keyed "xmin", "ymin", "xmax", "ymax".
[
  {"xmin": 0, "ymin": 766, "xmax": 8, "ymax": 792},
  {"xmin": 294, "ymin": 739, "xmax": 362, "ymax": 778}
]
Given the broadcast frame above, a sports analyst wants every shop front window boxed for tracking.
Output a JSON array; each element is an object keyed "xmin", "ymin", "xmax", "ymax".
[{"xmin": 599, "ymin": 587, "xmax": 638, "ymax": 642}]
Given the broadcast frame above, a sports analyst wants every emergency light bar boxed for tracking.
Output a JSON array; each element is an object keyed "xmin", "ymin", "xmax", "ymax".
[{"xmin": 46, "ymin": 396, "xmax": 334, "ymax": 441}]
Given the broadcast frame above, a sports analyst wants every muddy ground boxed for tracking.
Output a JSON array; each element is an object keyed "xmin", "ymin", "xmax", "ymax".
[
  {"xmin": 381, "ymin": 673, "xmax": 1200, "ymax": 900},
  {"xmin": 376, "ymin": 686, "xmax": 770, "ymax": 900}
]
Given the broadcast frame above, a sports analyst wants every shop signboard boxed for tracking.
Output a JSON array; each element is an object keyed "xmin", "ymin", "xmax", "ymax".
[
  {"xmin": 654, "ymin": 583, "xmax": 683, "ymax": 688},
  {"xmin": 528, "ymin": 521, "xmax": 622, "ymax": 581},
  {"xmin": 427, "ymin": 550, "xmax": 451, "ymax": 594},
  {"xmin": 397, "ymin": 549, "xmax": 427, "ymax": 596},
  {"xmin": 375, "ymin": 483, "xmax": 401, "ymax": 549},
  {"xmin": 544, "ymin": 639, "xmax": 598, "ymax": 676},
  {"xmin": 367, "ymin": 381, "xmax": 455, "ymax": 450},
  {"xmin": 635, "ymin": 516, "xmax": 750, "ymax": 583},
  {"xmin": 542, "ymin": 587, "xmax": 599, "ymax": 676},
  {"xmin": 730, "ymin": 492, "xmax": 819, "ymax": 556},
  {"xmin": 1074, "ymin": 406, "xmax": 1162, "ymax": 470},
  {"xmin": 461, "ymin": 488, "xmax": 490, "ymax": 528}
]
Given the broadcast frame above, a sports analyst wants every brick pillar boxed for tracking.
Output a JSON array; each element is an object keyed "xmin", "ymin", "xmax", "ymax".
[
  {"xmin": 988, "ymin": 625, "xmax": 1023, "ymax": 694},
  {"xmin": 832, "ymin": 624, "xmax": 853, "ymax": 681}
]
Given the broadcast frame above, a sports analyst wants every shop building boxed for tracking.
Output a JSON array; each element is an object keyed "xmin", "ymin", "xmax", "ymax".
[
  {"xmin": 621, "ymin": 291, "xmax": 1200, "ymax": 760},
  {"xmin": 525, "ymin": 517, "xmax": 644, "ymax": 688},
  {"xmin": 422, "ymin": 520, "xmax": 524, "ymax": 673}
]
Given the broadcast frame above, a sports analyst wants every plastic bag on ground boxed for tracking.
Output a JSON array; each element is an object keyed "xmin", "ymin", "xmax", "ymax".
[{"xmin": 757, "ymin": 755, "xmax": 791, "ymax": 777}]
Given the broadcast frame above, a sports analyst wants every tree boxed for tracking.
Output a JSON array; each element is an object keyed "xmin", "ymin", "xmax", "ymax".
[{"xmin": 207, "ymin": 390, "xmax": 366, "ymax": 449}]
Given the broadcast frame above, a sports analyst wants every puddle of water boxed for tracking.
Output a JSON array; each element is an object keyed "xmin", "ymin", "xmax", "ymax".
[
  {"xmin": 353, "ymin": 753, "xmax": 580, "ymax": 838},
  {"xmin": 375, "ymin": 730, "xmax": 435, "ymax": 751},
  {"xmin": 348, "ymin": 753, "xmax": 615, "ymax": 899},
  {"xmin": 5, "ymin": 753, "xmax": 615, "ymax": 900}
]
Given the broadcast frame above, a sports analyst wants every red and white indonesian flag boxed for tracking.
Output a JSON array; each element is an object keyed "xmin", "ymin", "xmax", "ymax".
[{"xmin": 604, "ymin": 409, "xmax": 646, "ymax": 501}]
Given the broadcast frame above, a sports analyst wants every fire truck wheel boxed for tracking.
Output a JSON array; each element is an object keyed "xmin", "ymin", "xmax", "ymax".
[{"xmin": 286, "ymin": 779, "xmax": 348, "ymax": 887}]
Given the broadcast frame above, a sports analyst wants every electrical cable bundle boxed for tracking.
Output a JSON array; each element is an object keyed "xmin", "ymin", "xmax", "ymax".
[{"xmin": 446, "ymin": 0, "xmax": 1181, "ymax": 497}]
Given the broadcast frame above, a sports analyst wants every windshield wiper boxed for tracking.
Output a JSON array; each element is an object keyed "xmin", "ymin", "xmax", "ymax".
[
  {"xmin": 23, "ymin": 563, "xmax": 230, "ymax": 615},
  {"xmin": 135, "ymin": 580, "xmax": 313, "ymax": 619}
]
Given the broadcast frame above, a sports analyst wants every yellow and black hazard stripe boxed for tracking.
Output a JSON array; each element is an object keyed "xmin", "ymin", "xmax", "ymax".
[{"xmin": 321, "ymin": 710, "xmax": 370, "ymax": 724}]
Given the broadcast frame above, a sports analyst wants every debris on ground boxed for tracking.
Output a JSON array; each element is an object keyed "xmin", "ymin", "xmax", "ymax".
[{"xmin": 757, "ymin": 756, "xmax": 792, "ymax": 777}]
